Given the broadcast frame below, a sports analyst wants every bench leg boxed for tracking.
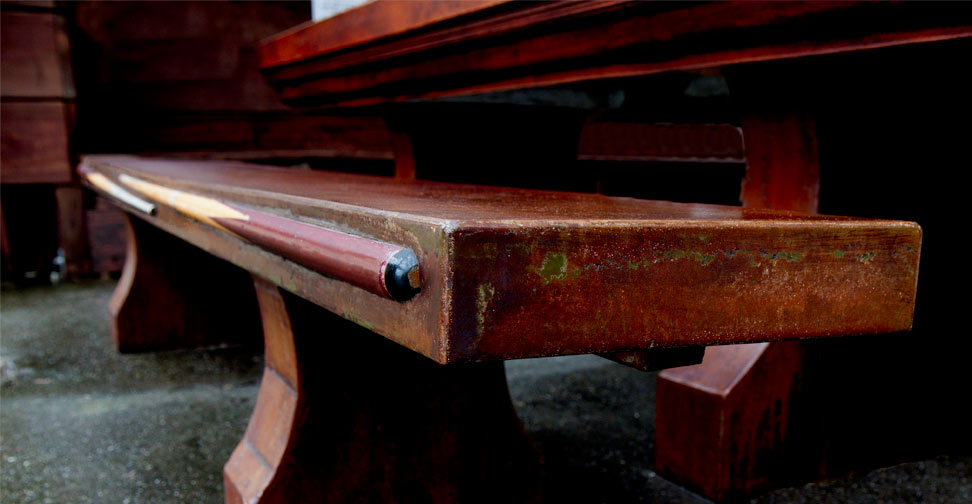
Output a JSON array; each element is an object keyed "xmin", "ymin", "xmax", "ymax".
[
  {"xmin": 108, "ymin": 215, "xmax": 261, "ymax": 352},
  {"xmin": 224, "ymin": 277, "xmax": 542, "ymax": 503},
  {"xmin": 655, "ymin": 69, "xmax": 820, "ymax": 499}
]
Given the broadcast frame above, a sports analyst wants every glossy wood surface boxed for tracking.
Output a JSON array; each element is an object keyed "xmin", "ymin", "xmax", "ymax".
[
  {"xmin": 260, "ymin": 1, "xmax": 972, "ymax": 107},
  {"xmin": 83, "ymin": 155, "xmax": 920, "ymax": 364}
]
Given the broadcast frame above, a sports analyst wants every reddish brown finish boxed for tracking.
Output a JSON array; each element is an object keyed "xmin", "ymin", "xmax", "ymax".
[
  {"xmin": 260, "ymin": 1, "xmax": 972, "ymax": 107},
  {"xmin": 738, "ymin": 111, "xmax": 820, "ymax": 214},
  {"xmin": 261, "ymin": 0, "xmax": 510, "ymax": 68},
  {"xmin": 225, "ymin": 276, "xmax": 542, "ymax": 503},
  {"xmin": 71, "ymin": 1, "xmax": 308, "ymax": 113},
  {"xmin": 55, "ymin": 186, "xmax": 91, "ymax": 277},
  {"xmin": 83, "ymin": 155, "xmax": 920, "ymax": 364},
  {"xmin": 0, "ymin": 11, "xmax": 74, "ymax": 99},
  {"xmin": 86, "ymin": 197, "xmax": 127, "ymax": 274},
  {"xmin": 0, "ymin": 102, "xmax": 73, "ymax": 184},
  {"xmin": 108, "ymin": 215, "xmax": 261, "ymax": 352},
  {"xmin": 578, "ymin": 121, "xmax": 745, "ymax": 163},
  {"xmin": 214, "ymin": 204, "xmax": 413, "ymax": 300},
  {"xmin": 656, "ymin": 79, "xmax": 823, "ymax": 499},
  {"xmin": 656, "ymin": 342, "xmax": 805, "ymax": 499}
]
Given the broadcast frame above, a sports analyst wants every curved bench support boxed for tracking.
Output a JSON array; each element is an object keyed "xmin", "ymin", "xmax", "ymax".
[
  {"xmin": 224, "ymin": 277, "xmax": 542, "ymax": 503},
  {"xmin": 108, "ymin": 215, "xmax": 261, "ymax": 352}
]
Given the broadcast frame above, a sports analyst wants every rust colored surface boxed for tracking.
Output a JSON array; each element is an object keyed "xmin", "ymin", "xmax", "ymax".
[
  {"xmin": 0, "ymin": 102, "xmax": 73, "ymax": 184},
  {"xmin": 86, "ymin": 196, "xmax": 127, "ymax": 274},
  {"xmin": 656, "ymin": 342, "xmax": 805, "ymax": 499},
  {"xmin": 225, "ymin": 276, "xmax": 541, "ymax": 503},
  {"xmin": 260, "ymin": 0, "xmax": 510, "ymax": 68},
  {"xmin": 656, "ymin": 81, "xmax": 821, "ymax": 500},
  {"xmin": 578, "ymin": 121, "xmax": 745, "ymax": 163},
  {"xmin": 108, "ymin": 215, "xmax": 262, "ymax": 353},
  {"xmin": 215, "ymin": 206, "xmax": 414, "ymax": 301},
  {"xmin": 82, "ymin": 155, "xmax": 919, "ymax": 363},
  {"xmin": 1, "ymin": 11, "xmax": 74, "ymax": 99},
  {"xmin": 259, "ymin": 1, "xmax": 972, "ymax": 107}
]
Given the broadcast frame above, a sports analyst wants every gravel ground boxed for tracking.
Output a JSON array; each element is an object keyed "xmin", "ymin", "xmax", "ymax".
[{"xmin": 2, "ymin": 280, "xmax": 969, "ymax": 503}]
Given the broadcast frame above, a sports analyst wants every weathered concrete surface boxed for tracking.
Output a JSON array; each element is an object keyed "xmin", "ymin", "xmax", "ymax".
[{"xmin": 1, "ymin": 280, "xmax": 969, "ymax": 503}]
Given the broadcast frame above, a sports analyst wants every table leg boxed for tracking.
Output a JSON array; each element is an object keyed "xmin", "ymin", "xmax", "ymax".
[
  {"xmin": 224, "ymin": 277, "xmax": 542, "ymax": 503},
  {"xmin": 108, "ymin": 214, "xmax": 262, "ymax": 352}
]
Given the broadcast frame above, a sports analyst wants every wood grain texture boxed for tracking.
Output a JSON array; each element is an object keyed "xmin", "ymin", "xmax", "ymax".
[
  {"xmin": 83, "ymin": 155, "xmax": 920, "ymax": 364},
  {"xmin": 108, "ymin": 215, "xmax": 262, "ymax": 352},
  {"xmin": 1, "ymin": 102, "xmax": 72, "ymax": 184},
  {"xmin": 260, "ymin": 1, "xmax": 972, "ymax": 107},
  {"xmin": 225, "ymin": 277, "xmax": 541, "ymax": 504},
  {"xmin": 0, "ymin": 11, "xmax": 74, "ymax": 98}
]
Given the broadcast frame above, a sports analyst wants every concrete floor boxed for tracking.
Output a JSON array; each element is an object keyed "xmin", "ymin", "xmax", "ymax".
[{"xmin": 1, "ymin": 280, "xmax": 969, "ymax": 503}]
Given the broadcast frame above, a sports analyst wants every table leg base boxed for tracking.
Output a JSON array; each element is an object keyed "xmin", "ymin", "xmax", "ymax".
[{"xmin": 225, "ymin": 277, "xmax": 542, "ymax": 503}]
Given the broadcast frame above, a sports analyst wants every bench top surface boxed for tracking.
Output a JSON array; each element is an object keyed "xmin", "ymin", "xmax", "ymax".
[
  {"xmin": 81, "ymin": 155, "xmax": 920, "ymax": 364},
  {"xmin": 259, "ymin": 1, "xmax": 972, "ymax": 107},
  {"xmin": 85, "ymin": 155, "xmax": 866, "ymax": 224}
]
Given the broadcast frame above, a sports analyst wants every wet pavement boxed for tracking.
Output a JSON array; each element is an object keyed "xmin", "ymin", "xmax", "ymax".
[{"xmin": 2, "ymin": 280, "xmax": 969, "ymax": 503}]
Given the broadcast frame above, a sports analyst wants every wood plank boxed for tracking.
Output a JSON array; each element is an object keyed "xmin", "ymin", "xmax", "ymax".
[
  {"xmin": 0, "ymin": 102, "xmax": 73, "ymax": 184},
  {"xmin": 260, "ymin": 1, "xmax": 972, "ymax": 107},
  {"xmin": 0, "ymin": 11, "xmax": 74, "ymax": 98},
  {"xmin": 577, "ymin": 121, "xmax": 745, "ymax": 163},
  {"xmin": 261, "ymin": 0, "xmax": 510, "ymax": 68},
  {"xmin": 74, "ymin": 112, "xmax": 393, "ymax": 159},
  {"xmin": 55, "ymin": 186, "xmax": 90, "ymax": 277},
  {"xmin": 80, "ymin": 155, "xmax": 920, "ymax": 364},
  {"xmin": 85, "ymin": 197, "xmax": 127, "ymax": 274},
  {"xmin": 71, "ymin": 1, "xmax": 310, "ymax": 113}
]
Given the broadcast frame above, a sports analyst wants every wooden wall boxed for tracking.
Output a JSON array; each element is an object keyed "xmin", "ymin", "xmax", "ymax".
[
  {"xmin": 3, "ymin": 1, "xmax": 395, "ymax": 280},
  {"xmin": 1, "ymin": 2, "xmax": 78, "ymax": 281}
]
